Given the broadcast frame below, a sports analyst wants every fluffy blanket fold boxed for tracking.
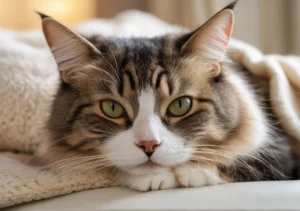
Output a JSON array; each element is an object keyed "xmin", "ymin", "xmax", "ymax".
[{"xmin": 0, "ymin": 11, "xmax": 299, "ymax": 208}]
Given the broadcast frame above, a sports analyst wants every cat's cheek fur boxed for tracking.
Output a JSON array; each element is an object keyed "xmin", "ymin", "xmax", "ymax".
[
  {"xmin": 150, "ymin": 134, "xmax": 193, "ymax": 166},
  {"xmin": 100, "ymin": 129, "xmax": 148, "ymax": 168},
  {"xmin": 174, "ymin": 164, "xmax": 226, "ymax": 187}
]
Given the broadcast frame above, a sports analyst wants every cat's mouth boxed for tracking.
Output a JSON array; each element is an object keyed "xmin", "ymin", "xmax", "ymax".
[
  {"xmin": 120, "ymin": 160, "xmax": 168, "ymax": 175},
  {"xmin": 137, "ymin": 160, "xmax": 161, "ymax": 168},
  {"xmin": 140, "ymin": 161, "xmax": 158, "ymax": 167}
]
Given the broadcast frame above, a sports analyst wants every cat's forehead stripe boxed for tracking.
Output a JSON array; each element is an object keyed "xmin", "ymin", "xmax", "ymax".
[
  {"xmin": 123, "ymin": 71, "xmax": 136, "ymax": 90},
  {"xmin": 98, "ymin": 36, "xmax": 174, "ymax": 94}
]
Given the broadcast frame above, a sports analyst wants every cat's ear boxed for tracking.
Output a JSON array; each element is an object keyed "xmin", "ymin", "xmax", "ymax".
[
  {"xmin": 181, "ymin": 1, "xmax": 236, "ymax": 62},
  {"xmin": 38, "ymin": 12, "xmax": 101, "ymax": 83}
]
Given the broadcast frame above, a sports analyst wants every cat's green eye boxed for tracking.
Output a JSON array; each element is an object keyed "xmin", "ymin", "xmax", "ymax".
[
  {"xmin": 167, "ymin": 97, "xmax": 192, "ymax": 117},
  {"xmin": 101, "ymin": 100, "xmax": 125, "ymax": 118}
]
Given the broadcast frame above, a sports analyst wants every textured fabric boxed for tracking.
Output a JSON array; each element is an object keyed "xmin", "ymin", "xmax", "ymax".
[
  {"xmin": 0, "ymin": 10, "xmax": 299, "ymax": 208},
  {"xmin": 229, "ymin": 40, "xmax": 300, "ymax": 143}
]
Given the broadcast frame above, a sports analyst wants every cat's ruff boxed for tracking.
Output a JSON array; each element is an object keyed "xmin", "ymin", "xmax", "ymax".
[{"xmin": 0, "ymin": 10, "xmax": 300, "ymax": 208}]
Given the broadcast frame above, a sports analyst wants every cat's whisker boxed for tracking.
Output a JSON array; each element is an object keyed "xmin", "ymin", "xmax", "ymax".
[
  {"xmin": 60, "ymin": 161, "xmax": 115, "ymax": 177},
  {"xmin": 106, "ymin": 166, "xmax": 120, "ymax": 179},
  {"xmin": 84, "ymin": 64, "xmax": 118, "ymax": 85},
  {"xmin": 44, "ymin": 153, "xmax": 143, "ymax": 173},
  {"xmin": 41, "ymin": 155, "xmax": 108, "ymax": 170},
  {"xmin": 189, "ymin": 156, "xmax": 217, "ymax": 163},
  {"xmin": 192, "ymin": 151, "xmax": 262, "ymax": 180},
  {"xmin": 68, "ymin": 158, "xmax": 113, "ymax": 170},
  {"xmin": 48, "ymin": 159, "xmax": 114, "ymax": 176},
  {"xmin": 194, "ymin": 148, "xmax": 287, "ymax": 180},
  {"xmin": 90, "ymin": 77, "xmax": 116, "ymax": 86},
  {"xmin": 24, "ymin": 134, "xmax": 73, "ymax": 165},
  {"xmin": 203, "ymin": 146, "xmax": 286, "ymax": 178},
  {"xmin": 96, "ymin": 52, "xmax": 121, "ymax": 85},
  {"xmin": 106, "ymin": 44, "xmax": 121, "ymax": 83},
  {"xmin": 39, "ymin": 153, "xmax": 116, "ymax": 168},
  {"xmin": 201, "ymin": 147, "xmax": 276, "ymax": 169},
  {"xmin": 77, "ymin": 161, "xmax": 115, "ymax": 172}
]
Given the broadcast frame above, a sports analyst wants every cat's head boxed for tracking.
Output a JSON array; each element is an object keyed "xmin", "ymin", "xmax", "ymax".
[{"xmin": 42, "ymin": 1, "xmax": 267, "ymax": 175}]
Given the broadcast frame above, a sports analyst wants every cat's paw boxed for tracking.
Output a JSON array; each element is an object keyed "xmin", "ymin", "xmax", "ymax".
[
  {"xmin": 174, "ymin": 165, "xmax": 225, "ymax": 188},
  {"xmin": 121, "ymin": 171, "xmax": 179, "ymax": 191}
]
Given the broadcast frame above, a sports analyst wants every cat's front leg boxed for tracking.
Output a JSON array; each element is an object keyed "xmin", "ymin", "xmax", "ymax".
[
  {"xmin": 118, "ymin": 170, "xmax": 179, "ymax": 191},
  {"xmin": 174, "ymin": 164, "xmax": 226, "ymax": 188}
]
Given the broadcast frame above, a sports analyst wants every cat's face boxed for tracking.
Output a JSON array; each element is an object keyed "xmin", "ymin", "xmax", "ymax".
[
  {"xmin": 43, "ymin": 7, "xmax": 265, "ymax": 176},
  {"xmin": 91, "ymin": 42, "xmax": 238, "ymax": 175}
]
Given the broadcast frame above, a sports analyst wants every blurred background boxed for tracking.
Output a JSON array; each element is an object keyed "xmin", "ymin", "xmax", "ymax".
[{"xmin": 1, "ymin": 0, "xmax": 299, "ymax": 54}]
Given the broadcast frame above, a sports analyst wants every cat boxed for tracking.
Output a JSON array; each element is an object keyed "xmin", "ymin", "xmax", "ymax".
[{"xmin": 39, "ymin": 1, "xmax": 298, "ymax": 191}]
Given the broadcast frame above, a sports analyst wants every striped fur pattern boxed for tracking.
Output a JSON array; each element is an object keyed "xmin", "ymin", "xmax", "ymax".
[{"xmin": 40, "ymin": 2, "xmax": 298, "ymax": 191}]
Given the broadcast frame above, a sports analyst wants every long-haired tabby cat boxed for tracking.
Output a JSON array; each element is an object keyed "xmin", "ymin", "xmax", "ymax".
[{"xmin": 39, "ymin": 1, "xmax": 298, "ymax": 191}]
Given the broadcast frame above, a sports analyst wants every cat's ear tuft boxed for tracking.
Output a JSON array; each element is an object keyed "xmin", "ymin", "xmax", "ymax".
[
  {"xmin": 223, "ymin": 0, "xmax": 238, "ymax": 10},
  {"xmin": 40, "ymin": 16, "xmax": 101, "ymax": 83},
  {"xmin": 36, "ymin": 11, "xmax": 51, "ymax": 19},
  {"xmin": 181, "ymin": 5, "xmax": 235, "ymax": 62}
]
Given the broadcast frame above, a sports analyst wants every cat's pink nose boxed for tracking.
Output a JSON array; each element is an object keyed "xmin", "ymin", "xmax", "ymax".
[{"xmin": 136, "ymin": 140, "xmax": 160, "ymax": 157}]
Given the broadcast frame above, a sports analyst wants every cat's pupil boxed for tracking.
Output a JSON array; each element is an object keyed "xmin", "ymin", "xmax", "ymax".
[
  {"xmin": 112, "ymin": 102, "xmax": 115, "ymax": 111},
  {"xmin": 179, "ymin": 99, "xmax": 182, "ymax": 109}
]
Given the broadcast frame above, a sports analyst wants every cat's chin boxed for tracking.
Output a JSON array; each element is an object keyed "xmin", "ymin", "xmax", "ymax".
[{"xmin": 120, "ymin": 161, "xmax": 169, "ymax": 176}]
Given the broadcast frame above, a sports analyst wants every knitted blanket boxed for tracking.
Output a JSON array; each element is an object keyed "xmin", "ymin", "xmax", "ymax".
[{"xmin": 0, "ymin": 10, "xmax": 299, "ymax": 208}]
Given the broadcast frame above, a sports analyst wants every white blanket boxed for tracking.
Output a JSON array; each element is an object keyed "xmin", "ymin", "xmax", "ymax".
[{"xmin": 0, "ymin": 10, "xmax": 299, "ymax": 208}]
